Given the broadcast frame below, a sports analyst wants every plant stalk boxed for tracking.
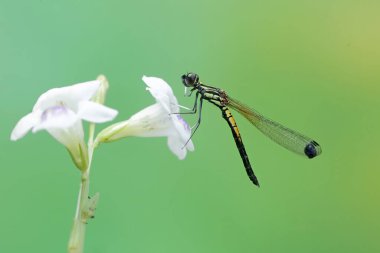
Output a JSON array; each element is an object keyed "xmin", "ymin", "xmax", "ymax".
[{"xmin": 68, "ymin": 122, "xmax": 97, "ymax": 253}]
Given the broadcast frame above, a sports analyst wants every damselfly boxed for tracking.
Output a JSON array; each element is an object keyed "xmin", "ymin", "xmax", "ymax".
[{"xmin": 180, "ymin": 72, "xmax": 322, "ymax": 187}]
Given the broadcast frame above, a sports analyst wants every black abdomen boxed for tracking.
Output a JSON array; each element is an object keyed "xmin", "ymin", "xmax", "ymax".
[{"xmin": 221, "ymin": 107, "xmax": 260, "ymax": 187}]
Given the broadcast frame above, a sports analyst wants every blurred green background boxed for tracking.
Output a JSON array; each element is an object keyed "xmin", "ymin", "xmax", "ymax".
[{"xmin": 0, "ymin": 0, "xmax": 379, "ymax": 252}]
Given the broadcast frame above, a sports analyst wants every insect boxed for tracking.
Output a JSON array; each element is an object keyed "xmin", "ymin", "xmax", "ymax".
[{"xmin": 180, "ymin": 72, "xmax": 322, "ymax": 187}]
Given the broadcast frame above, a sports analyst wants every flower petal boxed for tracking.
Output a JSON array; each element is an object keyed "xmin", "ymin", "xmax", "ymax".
[
  {"xmin": 171, "ymin": 115, "xmax": 194, "ymax": 151},
  {"xmin": 62, "ymin": 80, "xmax": 100, "ymax": 101},
  {"xmin": 167, "ymin": 135, "xmax": 187, "ymax": 160},
  {"xmin": 33, "ymin": 80, "xmax": 100, "ymax": 112},
  {"xmin": 125, "ymin": 103, "xmax": 172, "ymax": 137},
  {"xmin": 142, "ymin": 76, "xmax": 180, "ymax": 113},
  {"xmin": 77, "ymin": 100, "xmax": 118, "ymax": 123},
  {"xmin": 97, "ymin": 103, "xmax": 173, "ymax": 143},
  {"xmin": 46, "ymin": 120, "xmax": 88, "ymax": 171},
  {"xmin": 142, "ymin": 76, "xmax": 173, "ymax": 98},
  {"xmin": 96, "ymin": 120, "xmax": 129, "ymax": 143},
  {"xmin": 46, "ymin": 120, "xmax": 84, "ymax": 148},
  {"xmin": 184, "ymin": 138, "xmax": 194, "ymax": 151},
  {"xmin": 10, "ymin": 112, "xmax": 40, "ymax": 141},
  {"xmin": 32, "ymin": 106, "xmax": 79, "ymax": 133}
]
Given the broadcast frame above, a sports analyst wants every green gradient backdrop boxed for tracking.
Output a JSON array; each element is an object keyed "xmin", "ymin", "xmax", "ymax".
[{"xmin": 0, "ymin": 1, "xmax": 379, "ymax": 252}]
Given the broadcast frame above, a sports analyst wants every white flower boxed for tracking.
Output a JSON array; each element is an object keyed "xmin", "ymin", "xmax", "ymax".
[
  {"xmin": 97, "ymin": 76, "xmax": 194, "ymax": 160},
  {"xmin": 11, "ymin": 79, "xmax": 118, "ymax": 170}
]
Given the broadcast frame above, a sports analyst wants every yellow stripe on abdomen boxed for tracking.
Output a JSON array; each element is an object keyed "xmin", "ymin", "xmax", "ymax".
[{"xmin": 225, "ymin": 109, "xmax": 241, "ymax": 138}]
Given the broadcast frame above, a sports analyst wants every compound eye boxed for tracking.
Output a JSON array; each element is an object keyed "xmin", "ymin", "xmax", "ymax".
[
  {"xmin": 188, "ymin": 73, "xmax": 199, "ymax": 83},
  {"xmin": 181, "ymin": 72, "xmax": 199, "ymax": 87},
  {"xmin": 181, "ymin": 74, "xmax": 192, "ymax": 87}
]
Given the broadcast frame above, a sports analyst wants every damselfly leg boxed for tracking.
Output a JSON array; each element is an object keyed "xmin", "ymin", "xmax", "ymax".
[
  {"xmin": 181, "ymin": 97, "xmax": 204, "ymax": 148},
  {"xmin": 174, "ymin": 92, "xmax": 199, "ymax": 115}
]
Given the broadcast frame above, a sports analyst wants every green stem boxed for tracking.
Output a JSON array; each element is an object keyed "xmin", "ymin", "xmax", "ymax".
[
  {"xmin": 68, "ymin": 123, "xmax": 97, "ymax": 253},
  {"xmin": 67, "ymin": 173, "xmax": 89, "ymax": 253}
]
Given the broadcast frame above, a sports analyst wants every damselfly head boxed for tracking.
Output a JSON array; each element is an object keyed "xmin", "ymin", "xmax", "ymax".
[{"xmin": 181, "ymin": 73, "xmax": 199, "ymax": 87}]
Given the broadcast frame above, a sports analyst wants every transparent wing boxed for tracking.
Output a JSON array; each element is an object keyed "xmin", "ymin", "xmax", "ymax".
[{"xmin": 227, "ymin": 96, "xmax": 322, "ymax": 158}]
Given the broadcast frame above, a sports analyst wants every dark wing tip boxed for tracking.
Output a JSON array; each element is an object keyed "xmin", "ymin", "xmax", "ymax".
[{"xmin": 304, "ymin": 140, "xmax": 322, "ymax": 159}]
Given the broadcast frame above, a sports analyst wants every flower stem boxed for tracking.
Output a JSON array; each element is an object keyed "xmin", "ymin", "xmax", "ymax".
[
  {"xmin": 67, "ymin": 173, "xmax": 88, "ymax": 253},
  {"xmin": 68, "ymin": 123, "xmax": 97, "ymax": 253}
]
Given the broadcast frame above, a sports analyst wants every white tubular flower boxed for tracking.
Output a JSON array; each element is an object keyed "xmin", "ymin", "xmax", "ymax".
[
  {"xmin": 97, "ymin": 76, "xmax": 194, "ymax": 160},
  {"xmin": 11, "ymin": 80, "xmax": 118, "ymax": 171}
]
